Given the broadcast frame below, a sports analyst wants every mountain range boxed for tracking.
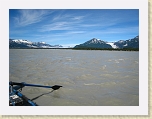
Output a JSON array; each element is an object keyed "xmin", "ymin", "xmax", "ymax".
[
  {"xmin": 9, "ymin": 39, "xmax": 63, "ymax": 49},
  {"xmin": 74, "ymin": 36, "xmax": 139, "ymax": 49},
  {"xmin": 9, "ymin": 35, "xmax": 139, "ymax": 49}
]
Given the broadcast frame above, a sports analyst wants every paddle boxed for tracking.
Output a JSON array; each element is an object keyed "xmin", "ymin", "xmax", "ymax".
[
  {"xmin": 51, "ymin": 85, "xmax": 62, "ymax": 90},
  {"xmin": 9, "ymin": 81, "xmax": 62, "ymax": 90}
]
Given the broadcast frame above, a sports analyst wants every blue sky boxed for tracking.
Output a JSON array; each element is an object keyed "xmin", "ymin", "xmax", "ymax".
[{"xmin": 9, "ymin": 9, "xmax": 139, "ymax": 47}]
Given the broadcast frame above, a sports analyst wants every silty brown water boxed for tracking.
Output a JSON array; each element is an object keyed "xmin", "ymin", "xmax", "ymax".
[{"xmin": 9, "ymin": 49, "xmax": 139, "ymax": 106}]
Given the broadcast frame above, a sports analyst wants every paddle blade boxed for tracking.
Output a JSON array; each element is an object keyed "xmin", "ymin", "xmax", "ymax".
[{"xmin": 51, "ymin": 85, "xmax": 62, "ymax": 90}]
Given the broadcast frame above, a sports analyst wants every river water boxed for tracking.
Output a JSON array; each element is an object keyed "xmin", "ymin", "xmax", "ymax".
[{"xmin": 9, "ymin": 49, "xmax": 139, "ymax": 106}]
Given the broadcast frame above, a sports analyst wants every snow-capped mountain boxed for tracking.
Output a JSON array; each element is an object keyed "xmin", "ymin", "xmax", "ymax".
[
  {"xmin": 113, "ymin": 36, "xmax": 139, "ymax": 49},
  {"xmin": 74, "ymin": 36, "xmax": 139, "ymax": 49},
  {"xmin": 74, "ymin": 38, "xmax": 112, "ymax": 49},
  {"xmin": 9, "ymin": 39, "xmax": 63, "ymax": 48}
]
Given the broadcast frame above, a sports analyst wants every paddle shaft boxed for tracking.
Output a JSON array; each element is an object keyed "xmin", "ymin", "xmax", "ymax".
[
  {"xmin": 23, "ymin": 83, "xmax": 52, "ymax": 88},
  {"xmin": 10, "ymin": 82, "xmax": 52, "ymax": 88},
  {"xmin": 9, "ymin": 81, "xmax": 62, "ymax": 90}
]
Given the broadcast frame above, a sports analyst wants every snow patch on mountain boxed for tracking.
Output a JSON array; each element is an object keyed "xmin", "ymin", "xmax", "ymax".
[
  {"xmin": 123, "ymin": 44, "xmax": 128, "ymax": 46},
  {"xmin": 12, "ymin": 39, "xmax": 32, "ymax": 44},
  {"xmin": 90, "ymin": 38, "xmax": 100, "ymax": 43},
  {"xmin": 106, "ymin": 42, "xmax": 118, "ymax": 49}
]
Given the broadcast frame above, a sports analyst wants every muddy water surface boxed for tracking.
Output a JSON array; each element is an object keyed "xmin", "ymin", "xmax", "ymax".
[{"xmin": 9, "ymin": 49, "xmax": 139, "ymax": 106}]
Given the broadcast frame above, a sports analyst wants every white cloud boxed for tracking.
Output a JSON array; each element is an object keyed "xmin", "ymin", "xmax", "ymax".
[
  {"xmin": 14, "ymin": 9, "xmax": 53, "ymax": 27},
  {"xmin": 39, "ymin": 22, "xmax": 72, "ymax": 32},
  {"xmin": 72, "ymin": 16, "xmax": 85, "ymax": 20},
  {"xmin": 64, "ymin": 31, "xmax": 85, "ymax": 34}
]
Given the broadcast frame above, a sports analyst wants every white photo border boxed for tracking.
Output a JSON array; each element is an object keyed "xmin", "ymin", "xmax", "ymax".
[{"xmin": 0, "ymin": 0, "xmax": 148, "ymax": 115}]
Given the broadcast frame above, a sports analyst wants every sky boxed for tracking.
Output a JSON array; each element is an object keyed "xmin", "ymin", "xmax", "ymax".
[{"xmin": 9, "ymin": 9, "xmax": 139, "ymax": 47}]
